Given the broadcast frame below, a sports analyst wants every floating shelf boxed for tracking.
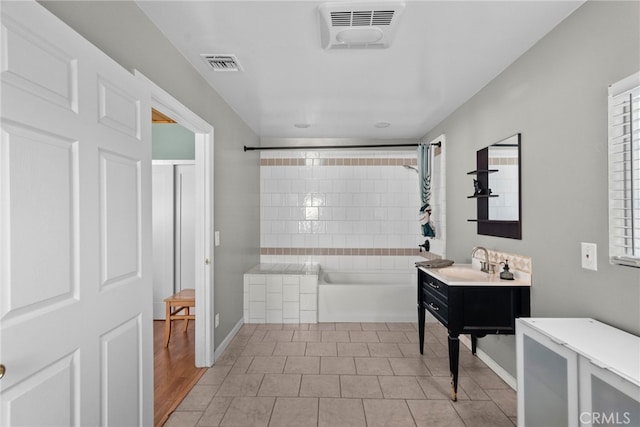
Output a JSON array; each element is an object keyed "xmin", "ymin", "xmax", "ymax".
[
  {"xmin": 467, "ymin": 169, "xmax": 498, "ymax": 175},
  {"xmin": 468, "ymin": 219, "xmax": 519, "ymax": 223},
  {"xmin": 467, "ymin": 194, "xmax": 499, "ymax": 199}
]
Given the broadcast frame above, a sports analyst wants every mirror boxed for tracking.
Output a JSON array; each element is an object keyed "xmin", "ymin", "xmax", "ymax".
[
  {"xmin": 471, "ymin": 133, "xmax": 521, "ymax": 239},
  {"xmin": 488, "ymin": 135, "xmax": 520, "ymax": 221}
]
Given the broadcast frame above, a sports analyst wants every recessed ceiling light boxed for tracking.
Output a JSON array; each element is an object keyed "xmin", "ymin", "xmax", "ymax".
[
  {"xmin": 375, "ymin": 122, "xmax": 391, "ymax": 128},
  {"xmin": 294, "ymin": 123, "xmax": 311, "ymax": 128}
]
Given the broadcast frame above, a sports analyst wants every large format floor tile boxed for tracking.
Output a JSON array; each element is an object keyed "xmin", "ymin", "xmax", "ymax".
[{"xmin": 164, "ymin": 322, "xmax": 517, "ymax": 426}]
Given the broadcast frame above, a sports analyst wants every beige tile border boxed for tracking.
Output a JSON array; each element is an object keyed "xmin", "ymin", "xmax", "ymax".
[
  {"xmin": 260, "ymin": 247, "xmax": 422, "ymax": 256},
  {"xmin": 260, "ymin": 158, "xmax": 418, "ymax": 167}
]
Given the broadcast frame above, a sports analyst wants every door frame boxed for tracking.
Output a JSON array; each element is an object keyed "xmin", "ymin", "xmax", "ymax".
[{"xmin": 135, "ymin": 71, "xmax": 215, "ymax": 367}]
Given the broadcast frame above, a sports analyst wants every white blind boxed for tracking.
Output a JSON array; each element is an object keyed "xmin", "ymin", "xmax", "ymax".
[{"xmin": 609, "ymin": 72, "xmax": 640, "ymax": 268}]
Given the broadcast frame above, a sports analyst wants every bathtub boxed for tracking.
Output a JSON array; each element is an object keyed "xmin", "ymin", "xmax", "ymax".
[{"xmin": 318, "ymin": 270, "xmax": 416, "ymax": 322}]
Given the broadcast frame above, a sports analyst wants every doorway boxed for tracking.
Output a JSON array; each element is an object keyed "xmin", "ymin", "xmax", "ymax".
[
  {"xmin": 151, "ymin": 117, "xmax": 197, "ymax": 318},
  {"xmin": 137, "ymin": 71, "xmax": 215, "ymax": 369},
  {"xmin": 141, "ymin": 77, "xmax": 215, "ymax": 425}
]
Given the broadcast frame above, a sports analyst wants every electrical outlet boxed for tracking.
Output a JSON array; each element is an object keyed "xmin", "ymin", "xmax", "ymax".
[
  {"xmin": 215, "ymin": 231, "xmax": 220, "ymax": 246},
  {"xmin": 581, "ymin": 242, "xmax": 597, "ymax": 271},
  {"xmin": 215, "ymin": 313, "xmax": 220, "ymax": 328}
]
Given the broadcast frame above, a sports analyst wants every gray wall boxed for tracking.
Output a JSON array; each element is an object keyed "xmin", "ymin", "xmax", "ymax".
[
  {"xmin": 424, "ymin": 1, "xmax": 640, "ymax": 376},
  {"xmin": 40, "ymin": 1, "xmax": 261, "ymax": 349}
]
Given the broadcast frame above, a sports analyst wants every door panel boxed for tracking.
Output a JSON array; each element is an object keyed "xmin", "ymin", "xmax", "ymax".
[
  {"xmin": 1, "ymin": 122, "xmax": 78, "ymax": 319},
  {"xmin": 100, "ymin": 151, "xmax": 141, "ymax": 288},
  {"xmin": 0, "ymin": 2, "xmax": 153, "ymax": 425},
  {"xmin": 97, "ymin": 76, "xmax": 141, "ymax": 140},
  {"xmin": 100, "ymin": 316, "xmax": 142, "ymax": 426},
  {"xmin": 0, "ymin": 13, "xmax": 78, "ymax": 112},
  {"xmin": 2, "ymin": 352, "xmax": 78, "ymax": 426}
]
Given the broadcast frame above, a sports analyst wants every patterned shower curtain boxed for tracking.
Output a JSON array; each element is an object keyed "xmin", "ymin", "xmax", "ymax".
[{"xmin": 418, "ymin": 144, "xmax": 436, "ymax": 237}]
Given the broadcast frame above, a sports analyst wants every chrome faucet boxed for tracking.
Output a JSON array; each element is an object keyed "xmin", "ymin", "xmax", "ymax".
[{"xmin": 471, "ymin": 246, "xmax": 495, "ymax": 273}]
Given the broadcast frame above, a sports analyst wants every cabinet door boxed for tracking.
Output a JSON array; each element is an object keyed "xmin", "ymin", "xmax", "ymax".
[
  {"xmin": 517, "ymin": 321, "xmax": 579, "ymax": 427},
  {"xmin": 578, "ymin": 356, "xmax": 640, "ymax": 427}
]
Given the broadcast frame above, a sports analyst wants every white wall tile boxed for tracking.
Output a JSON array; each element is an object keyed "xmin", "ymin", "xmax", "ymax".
[
  {"xmin": 300, "ymin": 294, "xmax": 317, "ymax": 310},
  {"xmin": 300, "ymin": 276, "xmax": 318, "ymax": 293},
  {"xmin": 300, "ymin": 310, "xmax": 317, "ymax": 323},
  {"xmin": 283, "ymin": 301, "xmax": 299, "ymax": 318},
  {"xmin": 267, "ymin": 292, "xmax": 283, "ymax": 309},
  {"xmin": 259, "ymin": 149, "xmax": 449, "ymax": 264},
  {"xmin": 283, "ymin": 285, "xmax": 299, "ymax": 301},
  {"xmin": 249, "ymin": 301, "xmax": 266, "ymax": 317},
  {"xmin": 266, "ymin": 310, "xmax": 283, "ymax": 323}
]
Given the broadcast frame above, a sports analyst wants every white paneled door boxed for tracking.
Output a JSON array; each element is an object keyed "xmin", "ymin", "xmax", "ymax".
[{"xmin": 0, "ymin": 2, "xmax": 153, "ymax": 426}]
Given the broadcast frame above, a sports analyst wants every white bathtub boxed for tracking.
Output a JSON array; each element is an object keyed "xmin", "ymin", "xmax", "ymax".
[{"xmin": 318, "ymin": 270, "xmax": 416, "ymax": 322}]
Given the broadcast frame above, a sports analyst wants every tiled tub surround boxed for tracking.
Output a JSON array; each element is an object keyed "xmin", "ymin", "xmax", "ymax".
[
  {"xmin": 244, "ymin": 264, "xmax": 320, "ymax": 324},
  {"xmin": 260, "ymin": 149, "xmax": 445, "ymax": 270}
]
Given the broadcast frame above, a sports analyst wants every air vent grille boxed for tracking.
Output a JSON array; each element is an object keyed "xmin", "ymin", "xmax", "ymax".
[
  {"xmin": 330, "ymin": 10, "xmax": 395, "ymax": 27},
  {"xmin": 201, "ymin": 54, "xmax": 243, "ymax": 72},
  {"xmin": 319, "ymin": 2, "xmax": 405, "ymax": 50},
  {"xmin": 372, "ymin": 11, "xmax": 394, "ymax": 26}
]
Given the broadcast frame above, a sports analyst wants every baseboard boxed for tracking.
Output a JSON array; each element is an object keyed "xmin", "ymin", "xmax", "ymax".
[
  {"xmin": 214, "ymin": 318, "xmax": 244, "ymax": 362},
  {"xmin": 459, "ymin": 335, "xmax": 517, "ymax": 390},
  {"xmin": 318, "ymin": 314, "xmax": 415, "ymax": 323}
]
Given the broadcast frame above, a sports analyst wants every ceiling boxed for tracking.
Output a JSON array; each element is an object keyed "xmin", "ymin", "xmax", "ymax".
[{"xmin": 136, "ymin": 1, "xmax": 584, "ymax": 140}]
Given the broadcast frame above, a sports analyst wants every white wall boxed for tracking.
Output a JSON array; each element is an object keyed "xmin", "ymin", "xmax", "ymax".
[{"xmin": 424, "ymin": 1, "xmax": 640, "ymax": 376}]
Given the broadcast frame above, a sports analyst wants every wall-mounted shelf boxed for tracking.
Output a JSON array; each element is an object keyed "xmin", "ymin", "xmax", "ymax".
[
  {"xmin": 467, "ymin": 194, "xmax": 499, "ymax": 199},
  {"xmin": 467, "ymin": 219, "xmax": 519, "ymax": 223},
  {"xmin": 467, "ymin": 169, "xmax": 498, "ymax": 175}
]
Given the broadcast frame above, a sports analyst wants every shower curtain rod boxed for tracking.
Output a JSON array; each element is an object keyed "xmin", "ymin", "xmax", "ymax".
[{"xmin": 243, "ymin": 141, "xmax": 441, "ymax": 152}]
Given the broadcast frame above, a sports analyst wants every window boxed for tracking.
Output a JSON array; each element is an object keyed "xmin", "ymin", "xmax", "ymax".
[{"xmin": 608, "ymin": 72, "xmax": 640, "ymax": 268}]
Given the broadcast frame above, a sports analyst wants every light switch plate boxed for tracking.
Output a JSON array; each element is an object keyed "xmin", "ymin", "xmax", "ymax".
[
  {"xmin": 215, "ymin": 231, "xmax": 220, "ymax": 246},
  {"xmin": 581, "ymin": 242, "xmax": 597, "ymax": 271}
]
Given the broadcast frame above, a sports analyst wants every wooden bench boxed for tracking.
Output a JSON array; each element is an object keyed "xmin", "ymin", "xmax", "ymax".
[{"xmin": 163, "ymin": 289, "xmax": 195, "ymax": 347}]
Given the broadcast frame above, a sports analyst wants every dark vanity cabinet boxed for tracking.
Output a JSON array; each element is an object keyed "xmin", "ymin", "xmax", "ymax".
[{"xmin": 417, "ymin": 267, "xmax": 530, "ymax": 400}]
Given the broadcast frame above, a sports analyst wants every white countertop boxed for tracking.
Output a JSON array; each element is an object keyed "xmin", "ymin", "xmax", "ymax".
[
  {"xmin": 418, "ymin": 263, "xmax": 531, "ymax": 287},
  {"xmin": 518, "ymin": 318, "xmax": 640, "ymax": 387}
]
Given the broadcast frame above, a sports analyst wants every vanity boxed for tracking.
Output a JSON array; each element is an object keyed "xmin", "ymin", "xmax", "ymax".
[{"xmin": 417, "ymin": 264, "xmax": 531, "ymax": 400}]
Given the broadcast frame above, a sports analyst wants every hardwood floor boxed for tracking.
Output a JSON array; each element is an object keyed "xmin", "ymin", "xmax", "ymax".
[{"xmin": 154, "ymin": 320, "xmax": 206, "ymax": 427}]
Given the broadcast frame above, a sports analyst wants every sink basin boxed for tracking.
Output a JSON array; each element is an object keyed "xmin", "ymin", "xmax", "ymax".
[{"xmin": 433, "ymin": 265, "xmax": 493, "ymax": 283}]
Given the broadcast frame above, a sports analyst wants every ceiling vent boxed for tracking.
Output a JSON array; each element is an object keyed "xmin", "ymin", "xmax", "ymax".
[
  {"xmin": 319, "ymin": 2, "xmax": 405, "ymax": 50},
  {"xmin": 201, "ymin": 54, "xmax": 243, "ymax": 72}
]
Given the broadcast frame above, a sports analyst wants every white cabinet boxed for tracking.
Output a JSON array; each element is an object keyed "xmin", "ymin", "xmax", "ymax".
[
  {"xmin": 516, "ymin": 318, "xmax": 640, "ymax": 427},
  {"xmin": 244, "ymin": 264, "xmax": 319, "ymax": 324}
]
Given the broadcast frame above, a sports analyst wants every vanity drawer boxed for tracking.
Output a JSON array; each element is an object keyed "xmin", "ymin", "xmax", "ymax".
[
  {"xmin": 423, "ymin": 290, "xmax": 448, "ymax": 325},
  {"xmin": 421, "ymin": 273, "xmax": 448, "ymax": 301}
]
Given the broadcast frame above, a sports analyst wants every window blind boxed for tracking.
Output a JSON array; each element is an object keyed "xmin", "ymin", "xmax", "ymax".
[{"xmin": 608, "ymin": 72, "xmax": 640, "ymax": 268}]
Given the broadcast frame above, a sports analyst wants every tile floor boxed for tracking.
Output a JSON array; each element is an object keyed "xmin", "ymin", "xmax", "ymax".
[{"xmin": 164, "ymin": 322, "xmax": 517, "ymax": 427}]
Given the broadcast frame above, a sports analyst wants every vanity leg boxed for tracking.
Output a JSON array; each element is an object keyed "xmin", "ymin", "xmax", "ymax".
[
  {"xmin": 471, "ymin": 335, "xmax": 477, "ymax": 355},
  {"xmin": 448, "ymin": 332, "xmax": 460, "ymax": 401},
  {"xmin": 418, "ymin": 305, "xmax": 425, "ymax": 354}
]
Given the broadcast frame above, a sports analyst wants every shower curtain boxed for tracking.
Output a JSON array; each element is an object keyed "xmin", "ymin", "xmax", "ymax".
[{"xmin": 418, "ymin": 144, "xmax": 436, "ymax": 237}]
